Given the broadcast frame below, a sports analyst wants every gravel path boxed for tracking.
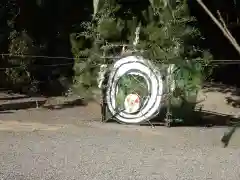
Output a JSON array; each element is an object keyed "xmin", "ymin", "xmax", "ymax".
[
  {"xmin": 1, "ymin": 87, "xmax": 240, "ymax": 180},
  {"xmin": 0, "ymin": 121, "xmax": 240, "ymax": 180}
]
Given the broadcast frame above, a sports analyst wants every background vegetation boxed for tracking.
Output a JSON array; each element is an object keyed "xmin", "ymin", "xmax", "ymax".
[{"xmin": 0, "ymin": 0, "xmax": 240, "ymax": 97}]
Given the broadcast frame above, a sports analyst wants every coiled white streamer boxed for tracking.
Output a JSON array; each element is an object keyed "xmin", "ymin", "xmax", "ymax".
[{"xmin": 105, "ymin": 56, "xmax": 164, "ymax": 124}]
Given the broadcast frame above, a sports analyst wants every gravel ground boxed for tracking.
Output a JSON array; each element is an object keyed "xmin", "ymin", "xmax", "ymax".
[
  {"xmin": 0, "ymin": 121, "xmax": 240, "ymax": 180},
  {"xmin": 1, "ymin": 86, "xmax": 240, "ymax": 180}
]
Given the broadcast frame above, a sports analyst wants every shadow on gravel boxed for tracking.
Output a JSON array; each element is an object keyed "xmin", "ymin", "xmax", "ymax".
[
  {"xmin": 42, "ymin": 98, "xmax": 88, "ymax": 110},
  {"xmin": 0, "ymin": 95, "xmax": 30, "ymax": 101},
  {"xmin": 139, "ymin": 110, "xmax": 238, "ymax": 127},
  {"xmin": 0, "ymin": 100, "xmax": 47, "ymax": 111},
  {"xmin": 140, "ymin": 109, "xmax": 240, "ymax": 148},
  {"xmin": 0, "ymin": 111, "xmax": 14, "ymax": 114},
  {"xmin": 204, "ymin": 83, "xmax": 239, "ymax": 95},
  {"xmin": 225, "ymin": 97, "xmax": 240, "ymax": 108},
  {"xmin": 0, "ymin": 98, "xmax": 88, "ymax": 112},
  {"xmin": 204, "ymin": 83, "xmax": 240, "ymax": 108},
  {"xmin": 185, "ymin": 110, "xmax": 238, "ymax": 127}
]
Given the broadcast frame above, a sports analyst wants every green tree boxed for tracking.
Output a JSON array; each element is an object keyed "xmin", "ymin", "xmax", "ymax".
[
  {"xmin": 6, "ymin": 30, "xmax": 39, "ymax": 93},
  {"xmin": 0, "ymin": 0, "xmax": 18, "ymax": 88},
  {"xmin": 71, "ymin": 0, "xmax": 212, "ymax": 99}
]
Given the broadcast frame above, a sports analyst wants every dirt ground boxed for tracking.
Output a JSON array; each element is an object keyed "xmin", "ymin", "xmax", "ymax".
[
  {"xmin": 0, "ymin": 83, "xmax": 240, "ymax": 126},
  {"xmin": 1, "ymin": 84, "xmax": 240, "ymax": 179}
]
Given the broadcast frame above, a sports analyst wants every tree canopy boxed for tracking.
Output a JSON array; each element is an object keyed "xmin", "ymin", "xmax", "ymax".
[{"xmin": 0, "ymin": 0, "xmax": 239, "ymax": 95}]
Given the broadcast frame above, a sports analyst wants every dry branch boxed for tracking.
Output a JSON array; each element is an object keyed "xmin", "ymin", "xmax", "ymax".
[{"xmin": 195, "ymin": 0, "xmax": 240, "ymax": 55}]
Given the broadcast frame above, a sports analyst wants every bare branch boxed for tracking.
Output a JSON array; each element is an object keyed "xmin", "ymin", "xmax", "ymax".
[{"xmin": 195, "ymin": 0, "xmax": 240, "ymax": 56}]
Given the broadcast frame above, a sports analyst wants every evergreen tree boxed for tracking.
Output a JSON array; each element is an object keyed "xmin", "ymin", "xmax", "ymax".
[{"xmin": 71, "ymin": 0, "xmax": 212, "ymax": 99}]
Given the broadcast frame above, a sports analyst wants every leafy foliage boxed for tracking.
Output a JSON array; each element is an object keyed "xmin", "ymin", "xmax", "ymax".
[
  {"xmin": 116, "ymin": 74, "xmax": 148, "ymax": 109},
  {"xmin": 6, "ymin": 30, "xmax": 39, "ymax": 93},
  {"xmin": 71, "ymin": 0, "xmax": 212, "ymax": 100}
]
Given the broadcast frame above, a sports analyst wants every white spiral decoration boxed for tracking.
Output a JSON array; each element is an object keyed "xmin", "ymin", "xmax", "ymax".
[{"xmin": 105, "ymin": 55, "xmax": 164, "ymax": 124}]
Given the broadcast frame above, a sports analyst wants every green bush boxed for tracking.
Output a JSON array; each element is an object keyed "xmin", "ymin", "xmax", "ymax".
[
  {"xmin": 71, "ymin": 0, "xmax": 212, "ymax": 101},
  {"xmin": 5, "ymin": 30, "xmax": 39, "ymax": 93}
]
